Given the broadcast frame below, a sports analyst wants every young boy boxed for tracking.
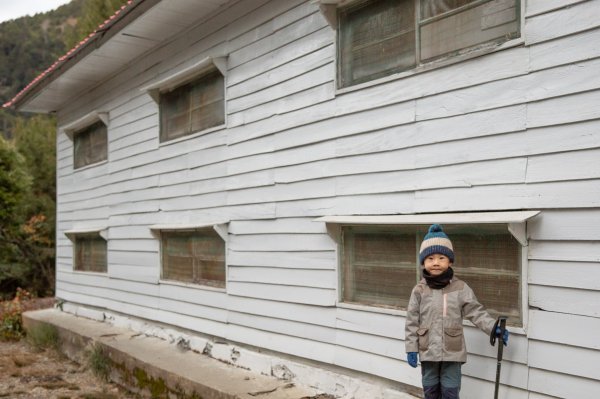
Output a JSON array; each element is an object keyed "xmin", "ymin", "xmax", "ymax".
[{"xmin": 405, "ymin": 224, "xmax": 508, "ymax": 399}]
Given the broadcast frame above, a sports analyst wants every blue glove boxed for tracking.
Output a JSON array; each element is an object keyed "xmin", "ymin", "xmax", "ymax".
[
  {"xmin": 407, "ymin": 352, "xmax": 418, "ymax": 368},
  {"xmin": 496, "ymin": 326, "xmax": 509, "ymax": 346}
]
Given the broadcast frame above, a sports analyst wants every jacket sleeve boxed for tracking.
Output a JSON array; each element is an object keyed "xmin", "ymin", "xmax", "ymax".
[
  {"xmin": 461, "ymin": 284, "xmax": 496, "ymax": 336},
  {"xmin": 405, "ymin": 285, "xmax": 421, "ymax": 353}
]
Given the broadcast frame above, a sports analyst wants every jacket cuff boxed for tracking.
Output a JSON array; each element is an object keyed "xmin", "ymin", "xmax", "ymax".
[
  {"xmin": 405, "ymin": 342, "xmax": 419, "ymax": 353},
  {"xmin": 484, "ymin": 318, "xmax": 496, "ymax": 336}
]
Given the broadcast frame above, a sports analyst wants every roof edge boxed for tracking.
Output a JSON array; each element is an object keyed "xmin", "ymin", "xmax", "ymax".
[{"xmin": 3, "ymin": 0, "xmax": 161, "ymax": 112}]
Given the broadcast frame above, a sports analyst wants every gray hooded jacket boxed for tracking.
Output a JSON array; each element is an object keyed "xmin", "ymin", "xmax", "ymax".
[{"xmin": 405, "ymin": 277, "xmax": 496, "ymax": 363}]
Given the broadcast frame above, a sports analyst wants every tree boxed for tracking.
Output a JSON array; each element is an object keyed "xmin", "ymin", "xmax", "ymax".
[
  {"xmin": 64, "ymin": 0, "xmax": 126, "ymax": 49},
  {"xmin": 0, "ymin": 137, "xmax": 32, "ymax": 298},
  {"xmin": 13, "ymin": 116, "xmax": 57, "ymax": 296},
  {"xmin": 0, "ymin": 0, "xmax": 127, "ymax": 298},
  {"xmin": 14, "ymin": 115, "xmax": 56, "ymax": 226}
]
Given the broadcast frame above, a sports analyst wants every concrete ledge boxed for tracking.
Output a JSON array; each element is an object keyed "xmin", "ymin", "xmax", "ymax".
[{"xmin": 23, "ymin": 308, "xmax": 321, "ymax": 399}]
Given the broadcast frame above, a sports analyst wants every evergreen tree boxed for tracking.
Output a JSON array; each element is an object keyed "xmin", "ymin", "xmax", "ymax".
[
  {"xmin": 13, "ymin": 116, "xmax": 57, "ymax": 296},
  {"xmin": 0, "ymin": 0, "xmax": 128, "ymax": 298},
  {"xmin": 65, "ymin": 0, "xmax": 126, "ymax": 49},
  {"xmin": 0, "ymin": 137, "xmax": 32, "ymax": 298}
]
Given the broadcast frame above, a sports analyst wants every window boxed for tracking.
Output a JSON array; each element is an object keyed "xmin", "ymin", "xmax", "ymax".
[
  {"xmin": 338, "ymin": 0, "xmax": 520, "ymax": 87},
  {"xmin": 73, "ymin": 120, "xmax": 107, "ymax": 169},
  {"xmin": 159, "ymin": 69, "xmax": 225, "ymax": 142},
  {"xmin": 73, "ymin": 233, "xmax": 107, "ymax": 273},
  {"xmin": 341, "ymin": 224, "xmax": 522, "ymax": 326},
  {"xmin": 161, "ymin": 228, "xmax": 226, "ymax": 288}
]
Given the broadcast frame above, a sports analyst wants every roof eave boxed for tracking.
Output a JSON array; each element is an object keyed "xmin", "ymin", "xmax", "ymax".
[{"xmin": 7, "ymin": 0, "xmax": 161, "ymax": 112}]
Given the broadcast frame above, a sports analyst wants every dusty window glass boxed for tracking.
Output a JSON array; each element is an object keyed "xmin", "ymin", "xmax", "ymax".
[
  {"xmin": 73, "ymin": 121, "xmax": 107, "ymax": 169},
  {"xmin": 74, "ymin": 234, "xmax": 107, "ymax": 273},
  {"xmin": 339, "ymin": 0, "xmax": 416, "ymax": 87},
  {"xmin": 341, "ymin": 224, "xmax": 522, "ymax": 326},
  {"xmin": 338, "ymin": 0, "xmax": 520, "ymax": 87},
  {"xmin": 159, "ymin": 69, "xmax": 225, "ymax": 142},
  {"xmin": 161, "ymin": 229, "xmax": 226, "ymax": 288},
  {"xmin": 342, "ymin": 227, "xmax": 417, "ymax": 309}
]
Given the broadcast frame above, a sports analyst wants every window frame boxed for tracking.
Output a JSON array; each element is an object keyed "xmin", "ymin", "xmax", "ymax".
[
  {"xmin": 322, "ymin": 0, "xmax": 524, "ymax": 91},
  {"xmin": 65, "ymin": 228, "xmax": 108, "ymax": 274},
  {"xmin": 150, "ymin": 222, "xmax": 228, "ymax": 291},
  {"xmin": 141, "ymin": 56, "xmax": 228, "ymax": 145},
  {"xmin": 61, "ymin": 111, "xmax": 109, "ymax": 171},
  {"xmin": 316, "ymin": 211, "xmax": 538, "ymax": 331}
]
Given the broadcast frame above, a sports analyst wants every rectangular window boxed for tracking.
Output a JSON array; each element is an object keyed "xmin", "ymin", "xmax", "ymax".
[
  {"xmin": 159, "ymin": 69, "xmax": 225, "ymax": 142},
  {"xmin": 341, "ymin": 224, "xmax": 522, "ymax": 326},
  {"xmin": 74, "ymin": 233, "xmax": 107, "ymax": 273},
  {"xmin": 161, "ymin": 228, "xmax": 226, "ymax": 288},
  {"xmin": 338, "ymin": 0, "xmax": 520, "ymax": 87},
  {"xmin": 73, "ymin": 120, "xmax": 107, "ymax": 169}
]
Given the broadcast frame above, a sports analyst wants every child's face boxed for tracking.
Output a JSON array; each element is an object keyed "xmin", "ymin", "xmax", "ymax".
[{"xmin": 423, "ymin": 254, "xmax": 452, "ymax": 276}]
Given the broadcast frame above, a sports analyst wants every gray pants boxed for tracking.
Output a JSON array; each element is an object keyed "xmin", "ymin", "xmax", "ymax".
[{"xmin": 421, "ymin": 361, "xmax": 461, "ymax": 399}]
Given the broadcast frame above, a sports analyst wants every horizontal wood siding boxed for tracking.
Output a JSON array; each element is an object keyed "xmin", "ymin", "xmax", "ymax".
[{"xmin": 54, "ymin": 0, "xmax": 600, "ymax": 396}]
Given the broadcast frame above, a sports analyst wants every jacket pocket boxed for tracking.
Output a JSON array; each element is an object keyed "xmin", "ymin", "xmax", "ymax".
[
  {"xmin": 444, "ymin": 328, "xmax": 463, "ymax": 352},
  {"xmin": 417, "ymin": 328, "xmax": 429, "ymax": 351}
]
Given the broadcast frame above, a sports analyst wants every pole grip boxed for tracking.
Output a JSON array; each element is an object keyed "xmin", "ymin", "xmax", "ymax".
[{"xmin": 496, "ymin": 316, "xmax": 507, "ymax": 360}]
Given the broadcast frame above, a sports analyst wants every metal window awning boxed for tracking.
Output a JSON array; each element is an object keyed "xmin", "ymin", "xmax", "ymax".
[
  {"xmin": 314, "ymin": 211, "xmax": 540, "ymax": 245},
  {"xmin": 64, "ymin": 227, "xmax": 108, "ymax": 241},
  {"xmin": 149, "ymin": 222, "xmax": 229, "ymax": 241},
  {"xmin": 61, "ymin": 111, "xmax": 109, "ymax": 139},
  {"xmin": 140, "ymin": 56, "xmax": 228, "ymax": 103}
]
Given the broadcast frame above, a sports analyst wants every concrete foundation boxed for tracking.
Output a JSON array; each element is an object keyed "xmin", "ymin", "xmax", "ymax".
[{"xmin": 23, "ymin": 305, "xmax": 420, "ymax": 399}]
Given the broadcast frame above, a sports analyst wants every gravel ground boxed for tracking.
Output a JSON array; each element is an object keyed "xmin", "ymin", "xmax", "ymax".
[
  {"xmin": 0, "ymin": 295, "xmax": 136, "ymax": 399},
  {"xmin": 0, "ymin": 339, "xmax": 137, "ymax": 399}
]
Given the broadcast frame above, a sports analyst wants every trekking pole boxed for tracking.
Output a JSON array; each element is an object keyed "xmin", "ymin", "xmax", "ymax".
[{"xmin": 490, "ymin": 316, "xmax": 507, "ymax": 399}]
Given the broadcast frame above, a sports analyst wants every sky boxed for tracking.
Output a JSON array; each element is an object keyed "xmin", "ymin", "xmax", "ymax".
[{"xmin": 0, "ymin": 0, "xmax": 73, "ymax": 23}]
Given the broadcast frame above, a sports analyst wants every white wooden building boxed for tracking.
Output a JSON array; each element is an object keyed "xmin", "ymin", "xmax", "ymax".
[{"xmin": 6, "ymin": 0, "xmax": 600, "ymax": 398}]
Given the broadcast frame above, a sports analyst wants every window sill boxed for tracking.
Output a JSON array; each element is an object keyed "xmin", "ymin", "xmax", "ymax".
[
  {"xmin": 158, "ymin": 123, "xmax": 226, "ymax": 147},
  {"xmin": 73, "ymin": 159, "xmax": 108, "ymax": 172},
  {"xmin": 335, "ymin": 36, "xmax": 525, "ymax": 96},
  {"xmin": 337, "ymin": 302, "xmax": 526, "ymax": 334},
  {"xmin": 71, "ymin": 270, "xmax": 108, "ymax": 276},
  {"xmin": 337, "ymin": 301, "xmax": 407, "ymax": 316},
  {"xmin": 159, "ymin": 279, "xmax": 226, "ymax": 293}
]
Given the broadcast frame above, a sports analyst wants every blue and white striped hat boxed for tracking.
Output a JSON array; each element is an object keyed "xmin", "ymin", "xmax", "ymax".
[{"xmin": 419, "ymin": 224, "xmax": 454, "ymax": 265}]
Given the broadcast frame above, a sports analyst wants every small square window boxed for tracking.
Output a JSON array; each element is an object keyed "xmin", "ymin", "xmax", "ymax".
[
  {"xmin": 74, "ymin": 233, "xmax": 107, "ymax": 273},
  {"xmin": 341, "ymin": 224, "xmax": 522, "ymax": 326},
  {"xmin": 73, "ymin": 120, "xmax": 107, "ymax": 169},
  {"xmin": 338, "ymin": 0, "xmax": 520, "ymax": 88},
  {"xmin": 161, "ymin": 228, "xmax": 226, "ymax": 288},
  {"xmin": 159, "ymin": 69, "xmax": 225, "ymax": 142}
]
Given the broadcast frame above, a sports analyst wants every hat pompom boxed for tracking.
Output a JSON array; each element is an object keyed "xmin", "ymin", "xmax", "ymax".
[{"xmin": 428, "ymin": 224, "xmax": 443, "ymax": 233}]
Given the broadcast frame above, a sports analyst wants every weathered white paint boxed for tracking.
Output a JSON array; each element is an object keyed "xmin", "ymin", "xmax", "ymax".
[
  {"xmin": 528, "ymin": 340, "xmax": 600, "ymax": 381},
  {"xmin": 528, "ymin": 310, "xmax": 600, "ymax": 350},
  {"xmin": 525, "ymin": 0, "xmax": 600, "ymax": 44},
  {"xmin": 528, "ymin": 368, "xmax": 600, "ymax": 399},
  {"xmin": 529, "ymin": 285, "xmax": 600, "ymax": 317},
  {"xmin": 528, "ymin": 209, "xmax": 600, "ymax": 240},
  {"xmin": 43, "ymin": 0, "xmax": 600, "ymax": 397},
  {"xmin": 526, "ymin": 0, "xmax": 589, "ymax": 17}
]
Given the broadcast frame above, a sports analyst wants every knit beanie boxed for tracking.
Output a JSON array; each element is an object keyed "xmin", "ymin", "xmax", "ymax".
[{"xmin": 419, "ymin": 224, "xmax": 454, "ymax": 265}]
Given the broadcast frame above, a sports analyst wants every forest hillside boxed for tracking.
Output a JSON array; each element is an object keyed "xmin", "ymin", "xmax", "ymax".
[{"xmin": 0, "ymin": 0, "xmax": 127, "ymax": 300}]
